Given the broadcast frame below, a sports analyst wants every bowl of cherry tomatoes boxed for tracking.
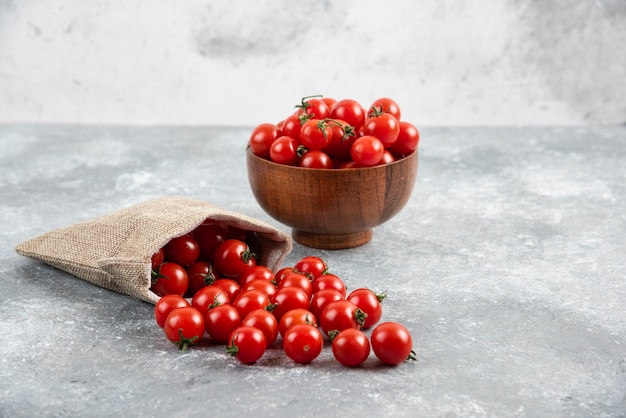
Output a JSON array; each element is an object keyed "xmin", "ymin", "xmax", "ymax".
[{"xmin": 246, "ymin": 95, "xmax": 419, "ymax": 250}]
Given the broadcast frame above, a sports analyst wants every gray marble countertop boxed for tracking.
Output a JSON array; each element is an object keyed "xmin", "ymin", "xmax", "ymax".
[{"xmin": 1, "ymin": 124, "xmax": 625, "ymax": 417}]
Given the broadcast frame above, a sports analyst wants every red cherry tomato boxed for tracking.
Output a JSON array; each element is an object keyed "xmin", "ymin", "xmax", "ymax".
[
  {"xmin": 319, "ymin": 300, "xmax": 366, "ymax": 336},
  {"xmin": 249, "ymin": 123, "xmax": 279, "ymax": 159},
  {"xmin": 299, "ymin": 119, "xmax": 332, "ymax": 151},
  {"xmin": 378, "ymin": 149, "xmax": 396, "ymax": 165},
  {"xmin": 324, "ymin": 119, "xmax": 357, "ymax": 160},
  {"xmin": 370, "ymin": 322, "xmax": 416, "ymax": 366},
  {"xmin": 351, "ymin": 135, "xmax": 384, "ymax": 167},
  {"xmin": 368, "ymin": 97, "xmax": 402, "ymax": 121},
  {"xmin": 213, "ymin": 278, "xmax": 241, "ymax": 301},
  {"xmin": 390, "ymin": 121, "xmax": 420, "ymax": 155},
  {"xmin": 192, "ymin": 220, "xmax": 228, "ymax": 260},
  {"xmin": 278, "ymin": 272, "xmax": 313, "ymax": 299},
  {"xmin": 163, "ymin": 306, "xmax": 205, "ymax": 351},
  {"xmin": 309, "ymin": 288, "xmax": 344, "ymax": 323},
  {"xmin": 212, "ymin": 239, "xmax": 257, "ymax": 278},
  {"xmin": 283, "ymin": 324, "xmax": 324, "ymax": 364},
  {"xmin": 281, "ymin": 114, "xmax": 304, "ymax": 141},
  {"xmin": 271, "ymin": 286, "xmax": 311, "ymax": 322},
  {"xmin": 242, "ymin": 309, "xmax": 279, "ymax": 348},
  {"xmin": 154, "ymin": 294, "xmax": 190, "ymax": 328},
  {"xmin": 163, "ymin": 235, "xmax": 200, "ymax": 267},
  {"xmin": 312, "ymin": 273, "xmax": 346, "ymax": 297},
  {"xmin": 321, "ymin": 97, "xmax": 337, "ymax": 110},
  {"xmin": 299, "ymin": 150, "xmax": 333, "ymax": 169},
  {"xmin": 294, "ymin": 256, "xmax": 328, "ymax": 280},
  {"xmin": 278, "ymin": 308, "xmax": 317, "ymax": 338},
  {"xmin": 238, "ymin": 265, "xmax": 275, "ymax": 287},
  {"xmin": 330, "ymin": 99, "xmax": 366, "ymax": 129},
  {"xmin": 205, "ymin": 304, "xmax": 242, "ymax": 343},
  {"xmin": 295, "ymin": 96, "xmax": 331, "ymax": 120},
  {"xmin": 347, "ymin": 288, "xmax": 385, "ymax": 329},
  {"xmin": 270, "ymin": 135, "xmax": 300, "ymax": 166},
  {"xmin": 151, "ymin": 262, "xmax": 189, "ymax": 297},
  {"xmin": 331, "ymin": 328, "xmax": 371, "ymax": 367},
  {"xmin": 361, "ymin": 113, "xmax": 400, "ymax": 148},
  {"xmin": 241, "ymin": 279, "xmax": 277, "ymax": 299},
  {"xmin": 191, "ymin": 285, "xmax": 230, "ymax": 315},
  {"xmin": 227, "ymin": 326, "xmax": 266, "ymax": 364},
  {"xmin": 151, "ymin": 248, "xmax": 164, "ymax": 270},
  {"xmin": 232, "ymin": 290, "xmax": 271, "ymax": 319},
  {"xmin": 274, "ymin": 267, "xmax": 294, "ymax": 287},
  {"xmin": 185, "ymin": 261, "xmax": 220, "ymax": 297}
]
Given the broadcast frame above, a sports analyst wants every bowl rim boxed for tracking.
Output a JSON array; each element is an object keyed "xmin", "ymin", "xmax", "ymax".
[{"xmin": 246, "ymin": 146, "xmax": 417, "ymax": 172}]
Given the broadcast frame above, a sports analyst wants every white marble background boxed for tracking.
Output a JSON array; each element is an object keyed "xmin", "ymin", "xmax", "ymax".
[{"xmin": 1, "ymin": 0, "xmax": 625, "ymax": 127}]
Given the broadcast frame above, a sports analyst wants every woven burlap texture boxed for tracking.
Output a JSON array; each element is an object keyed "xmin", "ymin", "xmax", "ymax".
[{"xmin": 15, "ymin": 197, "xmax": 293, "ymax": 304}]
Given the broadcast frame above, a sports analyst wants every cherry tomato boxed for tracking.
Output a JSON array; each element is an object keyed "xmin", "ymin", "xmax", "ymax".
[
  {"xmin": 283, "ymin": 324, "xmax": 324, "ymax": 364},
  {"xmin": 227, "ymin": 326, "xmax": 266, "ymax": 364},
  {"xmin": 294, "ymin": 256, "xmax": 328, "ymax": 280},
  {"xmin": 278, "ymin": 308, "xmax": 317, "ymax": 338},
  {"xmin": 191, "ymin": 285, "xmax": 230, "ymax": 315},
  {"xmin": 270, "ymin": 135, "xmax": 300, "ymax": 166},
  {"xmin": 226, "ymin": 225, "xmax": 249, "ymax": 242},
  {"xmin": 351, "ymin": 135, "xmax": 384, "ymax": 167},
  {"xmin": 281, "ymin": 114, "xmax": 304, "ymax": 141},
  {"xmin": 205, "ymin": 304, "xmax": 242, "ymax": 343},
  {"xmin": 309, "ymin": 288, "xmax": 344, "ymax": 323},
  {"xmin": 371, "ymin": 322, "xmax": 416, "ymax": 366},
  {"xmin": 330, "ymin": 99, "xmax": 366, "ymax": 129},
  {"xmin": 299, "ymin": 150, "xmax": 333, "ymax": 169},
  {"xmin": 271, "ymin": 286, "xmax": 311, "ymax": 322},
  {"xmin": 274, "ymin": 267, "xmax": 294, "ymax": 287},
  {"xmin": 295, "ymin": 96, "xmax": 331, "ymax": 120},
  {"xmin": 347, "ymin": 288, "xmax": 385, "ymax": 329},
  {"xmin": 213, "ymin": 278, "xmax": 241, "ymax": 301},
  {"xmin": 324, "ymin": 119, "xmax": 357, "ymax": 160},
  {"xmin": 331, "ymin": 328, "xmax": 370, "ymax": 367},
  {"xmin": 151, "ymin": 248, "xmax": 164, "ymax": 270},
  {"xmin": 154, "ymin": 294, "xmax": 190, "ymax": 328},
  {"xmin": 368, "ymin": 97, "xmax": 402, "ymax": 121},
  {"xmin": 312, "ymin": 273, "xmax": 346, "ymax": 297},
  {"xmin": 238, "ymin": 265, "xmax": 275, "ymax": 287},
  {"xmin": 249, "ymin": 123, "xmax": 279, "ymax": 159},
  {"xmin": 300, "ymin": 119, "xmax": 332, "ymax": 151},
  {"xmin": 278, "ymin": 272, "xmax": 313, "ymax": 299},
  {"xmin": 361, "ymin": 113, "xmax": 400, "ymax": 148},
  {"xmin": 163, "ymin": 235, "xmax": 200, "ymax": 267},
  {"xmin": 319, "ymin": 300, "xmax": 366, "ymax": 336},
  {"xmin": 241, "ymin": 279, "xmax": 277, "ymax": 299},
  {"xmin": 185, "ymin": 261, "xmax": 220, "ymax": 297},
  {"xmin": 378, "ymin": 149, "xmax": 396, "ymax": 165},
  {"xmin": 163, "ymin": 306, "xmax": 205, "ymax": 351},
  {"xmin": 232, "ymin": 290, "xmax": 271, "ymax": 319},
  {"xmin": 192, "ymin": 220, "xmax": 228, "ymax": 260},
  {"xmin": 242, "ymin": 309, "xmax": 279, "ymax": 348},
  {"xmin": 321, "ymin": 97, "xmax": 337, "ymax": 110},
  {"xmin": 390, "ymin": 121, "xmax": 420, "ymax": 156},
  {"xmin": 151, "ymin": 262, "xmax": 189, "ymax": 297},
  {"xmin": 212, "ymin": 239, "xmax": 257, "ymax": 278}
]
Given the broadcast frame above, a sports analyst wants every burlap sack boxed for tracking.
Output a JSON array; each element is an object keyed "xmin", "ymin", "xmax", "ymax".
[{"xmin": 15, "ymin": 197, "xmax": 293, "ymax": 304}]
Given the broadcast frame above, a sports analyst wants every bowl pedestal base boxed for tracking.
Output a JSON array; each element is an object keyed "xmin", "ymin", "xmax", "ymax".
[{"xmin": 292, "ymin": 229, "xmax": 373, "ymax": 250}]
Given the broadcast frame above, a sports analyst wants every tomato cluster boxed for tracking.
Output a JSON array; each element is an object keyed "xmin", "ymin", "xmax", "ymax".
[
  {"xmin": 149, "ymin": 219, "xmax": 262, "ymax": 299},
  {"xmin": 153, "ymin": 243, "xmax": 417, "ymax": 367},
  {"xmin": 249, "ymin": 95, "xmax": 420, "ymax": 168}
]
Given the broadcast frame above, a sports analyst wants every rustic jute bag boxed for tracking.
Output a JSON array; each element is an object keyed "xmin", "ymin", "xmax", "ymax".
[{"xmin": 15, "ymin": 197, "xmax": 293, "ymax": 304}]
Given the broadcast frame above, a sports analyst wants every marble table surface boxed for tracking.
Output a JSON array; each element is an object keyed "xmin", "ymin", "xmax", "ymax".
[{"xmin": 1, "ymin": 124, "xmax": 625, "ymax": 417}]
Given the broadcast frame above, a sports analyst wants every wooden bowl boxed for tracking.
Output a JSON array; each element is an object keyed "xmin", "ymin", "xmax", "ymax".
[{"xmin": 246, "ymin": 149, "xmax": 418, "ymax": 249}]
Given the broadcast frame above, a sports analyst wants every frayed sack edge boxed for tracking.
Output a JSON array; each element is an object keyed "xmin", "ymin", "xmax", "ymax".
[{"xmin": 15, "ymin": 197, "xmax": 293, "ymax": 304}]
